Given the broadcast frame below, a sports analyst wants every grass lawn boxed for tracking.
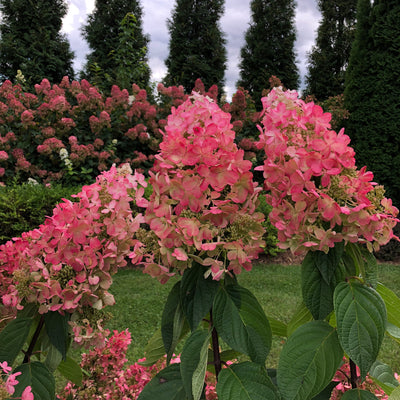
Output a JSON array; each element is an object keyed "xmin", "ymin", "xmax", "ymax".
[{"xmin": 103, "ymin": 262, "xmax": 400, "ymax": 373}]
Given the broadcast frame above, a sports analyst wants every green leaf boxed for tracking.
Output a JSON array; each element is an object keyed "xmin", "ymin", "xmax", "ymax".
[
  {"xmin": 180, "ymin": 262, "xmax": 219, "ymax": 331},
  {"xmin": 43, "ymin": 311, "xmax": 69, "ymax": 360},
  {"xmin": 13, "ymin": 361, "xmax": 55, "ymax": 400},
  {"xmin": 0, "ymin": 317, "xmax": 33, "ymax": 365},
  {"xmin": 162, "ymin": 280, "xmax": 186, "ymax": 363},
  {"xmin": 311, "ymin": 381, "xmax": 338, "ymax": 400},
  {"xmin": 213, "ymin": 284, "xmax": 272, "ymax": 364},
  {"xmin": 57, "ymin": 357, "xmax": 83, "ymax": 387},
  {"xmin": 369, "ymin": 360, "xmax": 399, "ymax": 394},
  {"xmin": 180, "ymin": 329, "xmax": 210, "ymax": 400},
  {"xmin": 315, "ymin": 242, "xmax": 344, "ymax": 285},
  {"xmin": 137, "ymin": 363, "xmax": 187, "ymax": 400},
  {"xmin": 277, "ymin": 320, "xmax": 343, "ymax": 400},
  {"xmin": 387, "ymin": 322, "xmax": 400, "ymax": 344},
  {"xmin": 44, "ymin": 342, "xmax": 63, "ymax": 372},
  {"xmin": 301, "ymin": 250, "xmax": 345, "ymax": 320},
  {"xmin": 17, "ymin": 303, "xmax": 39, "ymax": 318},
  {"xmin": 334, "ymin": 281, "xmax": 387, "ymax": 378},
  {"xmin": 287, "ymin": 301, "xmax": 313, "ymax": 336},
  {"xmin": 376, "ymin": 284, "xmax": 400, "ymax": 329},
  {"xmin": 141, "ymin": 328, "xmax": 166, "ymax": 366},
  {"xmin": 267, "ymin": 317, "xmax": 287, "ymax": 337},
  {"xmin": 216, "ymin": 362, "xmax": 280, "ymax": 400},
  {"xmin": 341, "ymin": 389, "xmax": 379, "ymax": 400},
  {"xmin": 388, "ymin": 386, "xmax": 400, "ymax": 400}
]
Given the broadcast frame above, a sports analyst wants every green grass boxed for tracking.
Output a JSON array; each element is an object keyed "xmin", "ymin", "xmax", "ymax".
[{"xmin": 104, "ymin": 263, "xmax": 400, "ymax": 372}]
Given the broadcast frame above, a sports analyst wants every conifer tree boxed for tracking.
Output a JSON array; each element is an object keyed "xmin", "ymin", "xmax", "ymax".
[
  {"xmin": 237, "ymin": 0, "xmax": 299, "ymax": 108},
  {"xmin": 0, "ymin": 0, "xmax": 74, "ymax": 86},
  {"xmin": 344, "ymin": 0, "xmax": 400, "ymax": 206},
  {"xmin": 305, "ymin": 0, "xmax": 357, "ymax": 100},
  {"xmin": 82, "ymin": 0, "xmax": 150, "ymax": 92},
  {"xmin": 164, "ymin": 0, "xmax": 227, "ymax": 96}
]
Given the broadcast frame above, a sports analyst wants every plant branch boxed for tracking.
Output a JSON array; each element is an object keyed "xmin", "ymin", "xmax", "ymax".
[
  {"xmin": 349, "ymin": 358, "xmax": 358, "ymax": 389},
  {"xmin": 23, "ymin": 315, "xmax": 45, "ymax": 364},
  {"xmin": 209, "ymin": 309, "xmax": 221, "ymax": 380}
]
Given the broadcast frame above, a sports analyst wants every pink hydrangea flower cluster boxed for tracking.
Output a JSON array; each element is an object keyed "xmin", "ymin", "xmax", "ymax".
[
  {"xmin": 58, "ymin": 329, "xmax": 223, "ymax": 400},
  {"xmin": 141, "ymin": 93, "xmax": 265, "ymax": 282},
  {"xmin": 59, "ymin": 329, "xmax": 160, "ymax": 400},
  {"xmin": 0, "ymin": 164, "xmax": 147, "ymax": 346},
  {"xmin": 0, "ymin": 362, "xmax": 33, "ymax": 399},
  {"xmin": 257, "ymin": 87, "xmax": 399, "ymax": 254},
  {"xmin": 330, "ymin": 357, "xmax": 398, "ymax": 399}
]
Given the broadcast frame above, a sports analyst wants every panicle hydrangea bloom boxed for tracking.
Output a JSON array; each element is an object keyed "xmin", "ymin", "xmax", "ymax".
[
  {"xmin": 256, "ymin": 87, "xmax": 399, "ymax": 255},
  {"xmin": 0, "ymin": 164, "xmax": 147, "ymax": 346},
  {"xmin": 139, "ymin": 92, "xmax": 265, "ymax": 282},
  {"xmin": 58, "ymin": 330, "xmax": 224, "ymax": 400}
]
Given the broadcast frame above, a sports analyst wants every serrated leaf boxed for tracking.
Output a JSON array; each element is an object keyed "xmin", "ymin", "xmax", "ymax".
[
  {"xmin": 180, "ymin": 263, "xmax": 219, "ymax": 331},
  {"xmin": 137, "ymin": 363, "xmax": 187, "ymax": 400},
  {"xmin": 388, "ymin": 386, "xmax": 400, "ymax": 400},
  {"xmin": 141, "ymin": 328, "xmax": 166, "ymax": 366},
  {"xmin": 376, "ymin": 284, "xmax": 400, "ymax": 329},
  {"xmin": 277, "ymin": 320, "xmax": 343, "ymax": 400},
  {"xmin": 334, "ymin": 281, "xmax": 387, "ymax": 378},
  {"xmin": 315, "ymin": 242, "xmax": 344, "ymax": 285},
  {"xmin": 57, "ymin": 357, "xmax": 83, "ymax": 386},
  {"xmin": 311, "ymin": 381, "xmax": 338, "ymax": 400},
  {"xmin": 341, "ymin": 389, "xmax": 379, "ymax": 400},
  {"xmin": 13, "ymin": 361, "xmax": 55, "ymax": 400},
  {"xmin": 17, "ymin": 303, "xmax": 39, "ymax": 318},
  {"xmin": 44, "ymin": 342, "xmax": 63, "ymax": 372},
  {"xmin": 287, "ymin": 301, "xmax": 313, "ymax": 336},
  {"xmin": 162, "ymin": 280, "xmax": 186, "ymax": 363},
  {"xmin": 369, "ymin": 360, "xmax": 399, "ymax": 394},
  {"xmin": 387, "ymin": 322, "xmax": 400, "ymax": 343},
  {"xmin": 267, "ymin": 317, "xmax": 287, "ymax": 337},
  {"xmin": 0, "ymin": 317, "xmax": 33, "ymax": 365},
  {"xmin": 213, "ymin": 284, "xmax": 272, "ymax": 365},
  {"xmin": 301, "ymin": 250, "xmax": 345, "ymax": 320},
  {"xmin": 44, "ymin": 311, "xmax": 70, "ymax": 360},
  {"xmin": 181, "ymin": 329, "xmax": 210, "ymax": 400},
  {"xmin": 216, "ymin": 362, "xmax": 280, "ymax": 400}
]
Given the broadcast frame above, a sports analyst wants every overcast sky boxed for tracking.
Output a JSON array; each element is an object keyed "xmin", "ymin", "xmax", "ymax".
[{"xmin": 61, "ymin": 0, "xmax": 321, "ymax": 99}]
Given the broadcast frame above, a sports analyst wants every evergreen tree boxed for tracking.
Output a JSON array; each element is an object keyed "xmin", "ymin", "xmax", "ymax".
[
  {"xmin": 0, "ymin": 0, "xmax": 74, "ymax": 86},
  {"xmin": 237, "ymin": 0, "xmax": 299, "ymax": 108},
  {"xmin": 305, "ymin": 0, "xmax": 357, "ymax": 101},
  {"xmin": 164, "ymin": 0, "xmax": 227, "ymax": 96},
  {"xmin": 344, "ymin": 0, "xmax": 400, "ymax": 206},
  {"xmin": 82, "ymin": 0, "xmax": 150, "ymax": 92}
]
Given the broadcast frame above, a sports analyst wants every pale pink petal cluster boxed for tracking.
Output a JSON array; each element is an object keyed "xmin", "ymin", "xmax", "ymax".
[
  {"xmin": 0, "ymin": 164, "xmax": 147, "ymax": 346},
  {"xmin": 330, "ymin": 357, "xmax": 388, "ymax": 399},
  {"xmin": 257, "ymin": 87, "xmax": 399, "ymax": 255},
  {"xmin": 0, "ymin": 361, "xmax": 34, "ymax": 399},
  {"xmin": 142, "ymin": 93, "xmax": 265, "ymax": 281},
  {"xmin": 58, "ymin": 329, "xmax": 225, "ymax": 400}
]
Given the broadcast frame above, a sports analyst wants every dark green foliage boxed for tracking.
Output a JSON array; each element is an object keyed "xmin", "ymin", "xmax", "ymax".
[
  {"xmin": 237, "ymin": 0, "xmax": 299, "ymax": 109},
  {"xmin": 344, "ymin": 0, "xmax": 400, "ymax": 207},
  {"xmin": 256, "ymin": 194, "xmax": 281, "ymax": 257},
  {"xmin": 0, "ymin": 0, "xmax": 74, "ymax": 86},
  {"xmin": 305, "ymin": 0, "xmax": 357, "ymax": 101},
  {"xmin": 0, "ymin": 183, "xmax": 79, "ymax": 244},
  {"xmin": 164, "ymin": 0, "xmax": 227, "ymax": 96},
  {"xmin": 81, "ymin": 0, "xmax": 150, "ymax": 92}
]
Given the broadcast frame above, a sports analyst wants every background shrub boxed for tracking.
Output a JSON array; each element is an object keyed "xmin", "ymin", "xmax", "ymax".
[{"xmin": 0, "ymin": 182, "xmax": 80, "ymax": 243}]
